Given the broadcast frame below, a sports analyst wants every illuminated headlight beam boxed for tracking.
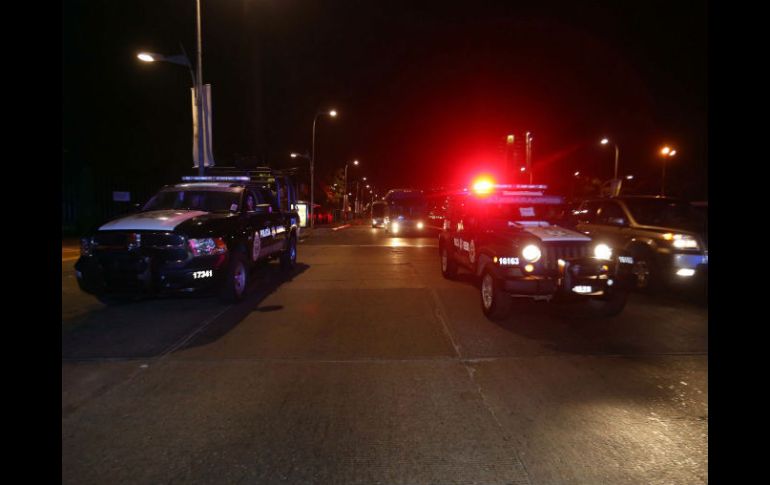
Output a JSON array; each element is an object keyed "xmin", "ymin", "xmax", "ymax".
[{"xmin": 676, "ymin": 268, "xmax": 696, "ymax": 277}]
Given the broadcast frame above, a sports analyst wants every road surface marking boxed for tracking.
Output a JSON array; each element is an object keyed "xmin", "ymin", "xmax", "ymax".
[{"xmin": 332, "ymin": 224, "xmax": 351, "ymax": 231}]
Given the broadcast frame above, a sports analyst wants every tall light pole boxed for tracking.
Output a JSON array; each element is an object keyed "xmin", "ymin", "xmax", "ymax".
[
  {"xmin": 600, "ymin": 138, "xmax": 620, "ymax": 181},
  {"xmin": 343, "ymin": 159, "xmax": 359, "ymax": 218},
  {"xmin": 137, "ymin": 46, "xmax": 204, "ymax": 175},
  {"xmin": 195, "ymin": 0, "xmax": 205, "ymax": 175},
  {"xmin": 660, "ymin": 146, "xmax": 677, "ymax": 196},
  {"xmin": 311, "ymin": 109, "xmax": 337, "ymax": 228},
  {"xmin": 137, "ymin": 0, "xmax": 207, "ymax": 176},
  {"xmin": 290, "ymin": 152, "xmax": 312, "ymax": 221},
  {"xmin": 525, "ymin": 132, "xmax": 533, "ymax": 184}
]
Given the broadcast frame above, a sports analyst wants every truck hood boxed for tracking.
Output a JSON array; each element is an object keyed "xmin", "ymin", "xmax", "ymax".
[
  {"xmin": 521, "ymin": 224, "xmax": 592, "ymax": 242},
  {"xmin": 99, "ymin": 210, "xmax": 210, "ymax": 231}
]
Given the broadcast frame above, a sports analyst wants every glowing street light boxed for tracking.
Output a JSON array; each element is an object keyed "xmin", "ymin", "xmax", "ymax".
[
  {"xmin": 342, "ymin": 160, "xmax": 360, "ymax": 216},
  {"xmin": 310, "ymin": 108, "xmax": 338, "ymax": 227},
  {"xmin": 600, "ymin": 137, "xmax": 620, "ymax": 180},
  {"xmin": 574, "ymin": 171, "xmax": 580, "ymax": 177},
  {"xmin": 660, "ymin": 146, "xmax": 677, "ymax": 196}
]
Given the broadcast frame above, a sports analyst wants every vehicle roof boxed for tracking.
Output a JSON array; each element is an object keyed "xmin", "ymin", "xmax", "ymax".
[{"xmin": 169, "ymin": 182, "xmax": 245, "ymax": 191}]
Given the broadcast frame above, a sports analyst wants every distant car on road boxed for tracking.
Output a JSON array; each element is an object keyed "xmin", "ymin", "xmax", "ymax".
[
  {"xmin": 571, "ymin": 196, "xmax": 708, "ymax": 288},
  {"xmin": 439, "ymin": 181, "xmax": 634, "ymax": 320},
  {"xmin": 75, "ymin": 168, "xmax": 300, "ymax": 303}
]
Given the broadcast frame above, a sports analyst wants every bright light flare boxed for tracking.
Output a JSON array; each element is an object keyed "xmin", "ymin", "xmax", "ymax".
[
  {"xmin": 329, "ymin": 109, "xmax": 338, "ymax": 117},
  {"xmin": 472, "ymin": 177, "xmax": 495, "ymax": 195},
  {"xmin": 661, "ymin": 146, "xmax": 671, "ymax": 155},
  {"xmin": 137, "ymin": 53, "xmax": 156, "ymax": 62},
  {"xmin": 522, "ymin": 244, "xmax": 542, "ymax": 262},
  {"xmin": 600, "ymin": 138, "xmax": 609, "ymax": 145}
]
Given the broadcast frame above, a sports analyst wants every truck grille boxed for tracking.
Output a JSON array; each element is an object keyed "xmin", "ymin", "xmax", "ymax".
[
  {"xmin": 93, "ymin": 232, "xmax": 185, "ymax": 249},
  {"xmin": 92, "ymin": 232, "xmax": 188, "ymax": 262},
  {"xmin": 540, "ymin": 242, "xmax": 591, "ymax": 271}
]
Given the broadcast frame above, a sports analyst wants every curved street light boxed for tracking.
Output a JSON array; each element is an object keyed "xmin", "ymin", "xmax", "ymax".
[
  {"xmin": 660, "ymin": 146, "xmax": 677, "ymax": 196},
  {"xmin": 310, "ymin": 109, "xmax": 338, "ymax": 228},
  {"xmin": 600, "ymin": 137, "xmax": 620, "ymax": 180}
]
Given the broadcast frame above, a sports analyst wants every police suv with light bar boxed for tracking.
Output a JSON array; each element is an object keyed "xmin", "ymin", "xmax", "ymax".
[
  {"xmin": 438, "ymin": 181, "xmax": 634, "ymax": 320},
  {"xmin": 75, "ymin": 168, "xmax": 300, "ymax": 303}
]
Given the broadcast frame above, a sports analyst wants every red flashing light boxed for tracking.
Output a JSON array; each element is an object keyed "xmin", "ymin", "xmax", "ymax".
[{"xmin": 472, "ymin": 177, "xmax": 494, "ymax": 195}]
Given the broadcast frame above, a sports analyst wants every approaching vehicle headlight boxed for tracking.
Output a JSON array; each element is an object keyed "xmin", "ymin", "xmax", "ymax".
[
  {"xmin": 663, "ymin": 233, "xmax": 699, "ymax": 250},
  {"xmin": 594, "ymin": 243, "xmax": 613, "ymax": 260},
  {"xmin": 188, "ymin": 237, "xmax": 228, "ymax": 256},
  {"xmin": 522, "ymin": 244, "xmax": 541, "ymax": 262},
  {"xmin": 80, "ymin": 237, "xmax": 94, "ymax": 257},
  {"xmin": 416, "ymin": 221, "xmax": 424, "ymax": 230},
  {"xmin": 391, "ymin": 222, "xmax": 400, "ymax": 234}
]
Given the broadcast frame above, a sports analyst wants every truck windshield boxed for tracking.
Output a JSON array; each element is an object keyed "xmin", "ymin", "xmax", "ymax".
[
  {"xmin": 142, "ymin": 189, "xmax": 241, "ymax": 213},
  {"xmin": 475, "ymin": 202, "xmax": 569, "ymax": 227}
]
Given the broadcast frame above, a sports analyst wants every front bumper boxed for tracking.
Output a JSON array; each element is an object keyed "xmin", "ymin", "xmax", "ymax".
[
  {"xmin": 492, "ymin": 257, "xmax": 634, "ymax": 298},
  {"xmin": 75, "ymin": 251, "xmax": 229, "ymax": 296},
  {"xmin": 388, "ymin": 220, "xmax": 428, "ymax": 235},
  {"xmin": 657, "ymin": 250, "xmax": 708, "ymax": 283}
]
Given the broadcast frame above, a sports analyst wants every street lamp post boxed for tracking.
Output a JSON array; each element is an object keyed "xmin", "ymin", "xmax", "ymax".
[
  {"xmin": 343, "ymin": 159, "xmax": 358, "ymax": 219},
  {"xmin": 310, "ymin": 109, "xmax": 337, "ymax": 228},
  {"xmin": 660, "ymin": 146, "xmax": 677, "ymax": 196},
  {"xmin": 137, "ymin": 0, "xmax": 207, "ymax": 176},
  {"xmin": 137, "ymin": 46, "xmax": 205, "ymax": 175},
  {"xmin": 600, "ymin": 138, "xmax": 620, "ymax": 181}
]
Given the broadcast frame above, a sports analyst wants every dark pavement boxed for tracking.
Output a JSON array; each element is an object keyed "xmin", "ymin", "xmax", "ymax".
[{"xmin": 62, "ymin": 225, "xmax": 707, "ymax": 484}]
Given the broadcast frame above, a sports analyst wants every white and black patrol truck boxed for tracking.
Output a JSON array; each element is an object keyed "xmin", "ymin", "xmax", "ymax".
[
  {"xmin": 75, "ymin": 167, "xmax": 300, "ymax": 303},
  {"xmin": 438, "ymin": 181, "xmax": 635, "ymax": 320}
]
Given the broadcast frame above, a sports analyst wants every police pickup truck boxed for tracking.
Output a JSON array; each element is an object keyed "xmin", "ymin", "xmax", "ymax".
[
  {"xmin": 438, "ymin": 181, "xmax": 633, "ymax": 320},
  {"xmin": 75, "ymin": 168, "xmax": 300, "ymax": 303}
]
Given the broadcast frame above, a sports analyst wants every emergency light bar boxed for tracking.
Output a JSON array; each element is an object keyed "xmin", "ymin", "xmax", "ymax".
[{"xmin": 181, "ymin": 176, "xmax": 250, "ymax": 182}]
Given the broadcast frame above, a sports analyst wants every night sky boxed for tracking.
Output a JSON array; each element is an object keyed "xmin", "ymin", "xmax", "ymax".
[{"xmin": 63, "ymin": 0, "xmax": 707, "ymax": 201}]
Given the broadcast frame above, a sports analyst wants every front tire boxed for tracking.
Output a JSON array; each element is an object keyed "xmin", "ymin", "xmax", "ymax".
[
  {"xmin": 440, "ymin": 245, "xmax": 458, "ymax": 279},
  {"xmin": 220, "ymin": 252, "xmax": 249, "ymax": 302},
  {"xmin": 480, "ymin": 267, "xmax": 512, "ymax": 321},
  {"xmin": 280, "ymin": 235, "xmax": 297, "ymax": 271}
]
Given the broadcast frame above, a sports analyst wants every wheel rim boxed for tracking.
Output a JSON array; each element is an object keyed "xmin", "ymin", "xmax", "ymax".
[
  {"xmin": 441, "ymin": 249, "xmax": 448, "ymax": 272},
  {"xmin": 632, "ymin": 260, "xmax": 649, "ymax": 288},
  {"xmin": 482, "ymin": 274, "xmax": 494, "ymax": 309},
  {"xmin": 233, "ymin": 261, "xmax": 246, "ymax": 296}
]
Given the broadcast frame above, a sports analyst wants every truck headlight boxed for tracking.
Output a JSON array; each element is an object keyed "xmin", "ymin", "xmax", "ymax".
[
  {"xmin": 416, "ymin": 221, "xmax": 424, "ymax": 230},
  {"xmin": 664, "ymin": 233, "xmax": 699, "ymax": 250},
  {"xmin": 594, "ymin": 243, "xmax": 612, "ymax": 260},
  {"xmin": 391, "ymin": 222, "xmax": 400, "ymax": 234},
  {"xmin": 188, "ymin": 237, "xmax": 228, "ymax": 256},
  {"xmin": 522, "ymin": 244, "xmax": 541, "ymax": 262}
]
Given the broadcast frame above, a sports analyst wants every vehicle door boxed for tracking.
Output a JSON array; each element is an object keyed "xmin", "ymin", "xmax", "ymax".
[
  {"xmin": 243, "ymin": 189, "xmax": 271, "ymax": 263},
  {"xmin": 457, "ymin": 198, "xmax": 481, "ymax": 270},
  {"xmin": 443, "ymin": 196, "xmax": 464, "ymax": 267},
  {"xmin": 256, "ymin": 187, "xmax": 286, "ymax": 256},
  {"xmin": 592, "ymin": 200, "xmax": 631, "ymax": 250}
]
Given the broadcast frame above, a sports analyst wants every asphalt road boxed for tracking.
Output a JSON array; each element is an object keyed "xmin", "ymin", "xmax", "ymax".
[{"xmin": 62, "ymin": 224, "xmax": 708, "ymax": 485}]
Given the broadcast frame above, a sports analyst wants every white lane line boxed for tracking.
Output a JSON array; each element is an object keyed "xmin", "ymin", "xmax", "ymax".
[
  {"xmin": 331, "ymin": 224, "xmax": 351, "ymax": 231},
  {"xmin": 306, "ymin": 244, "xmax": 438, "ymax": 248}
]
